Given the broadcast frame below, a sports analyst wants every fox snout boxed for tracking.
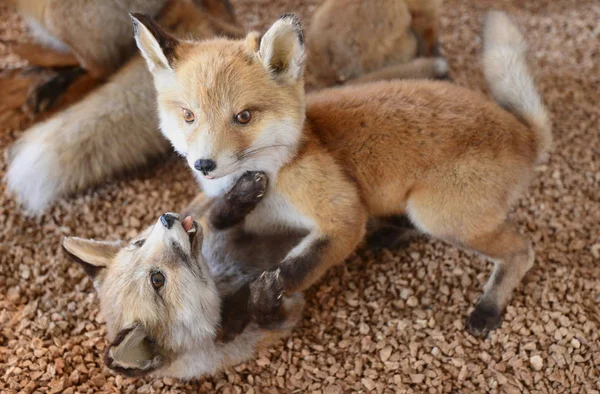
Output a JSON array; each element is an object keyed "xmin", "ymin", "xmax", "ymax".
[
  {"xmin": 157, "ymin": 213, "xmax": 203, "ymax": 248},
  {"xmin": 194, "ymin": 159, "xmax": 217, "ymax": 175},
  {"xmin": 160, "ymin": 212, "xmax": 178, "ymax": 229}
]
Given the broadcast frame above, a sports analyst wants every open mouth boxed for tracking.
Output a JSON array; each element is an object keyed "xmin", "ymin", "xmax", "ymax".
[{"xmin": 182, "ymin": 215, "xmax": 199, "ymax": 245}]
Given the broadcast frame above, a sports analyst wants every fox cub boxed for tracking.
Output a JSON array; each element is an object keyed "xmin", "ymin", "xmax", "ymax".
[
  {"xmin": 63, "ymin": 173, "xmax": 305, "ymax": 378},
  {"xmin": 132, "ymin": 11, "xmax": 551, "ymax": 337}
]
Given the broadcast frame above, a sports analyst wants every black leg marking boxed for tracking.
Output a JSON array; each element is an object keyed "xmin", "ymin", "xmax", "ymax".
[
  {"xmin": 217, "ymin": 284, "xmax": 252, "ymax": 342},
  {"xmin": 367, "ymin": 215, "xmax": 417, "ymax": 250},
  {"xmin": 25, "ymin": 66, "xmax": 85, "ymax": 114},
  {"xmin": 249, "ymin": 238, "xmax": 328, "ymax": 327},
  {"xmin": 209, "ymin": 171, "xmax": 268, "ymax": 230},
  {"xmin": 367, "ymin": 225, "xmax": 413, "ymax": 250}
]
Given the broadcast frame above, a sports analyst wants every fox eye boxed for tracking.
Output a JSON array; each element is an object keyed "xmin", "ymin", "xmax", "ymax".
[
  {"xmin": 150, "ymin": 272, "xmax": 165, "ymax": 290},
  {"xmin": 182, "ymin": 108, "xmax": 195, "ymax": 123},
  {"xmin": 133, "ymin": 239, "xmax": 145, "ymax": 248},
  {"xmin": 235, "ymin": 110, "xmax": 252, "ymax": 125}
]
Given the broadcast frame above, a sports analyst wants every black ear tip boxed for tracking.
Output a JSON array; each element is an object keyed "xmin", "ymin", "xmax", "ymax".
[
  {"xmin": 278, "ymin": 13, "xmax": 304, "ymax": 45},
  {"xmin": 130, "ymin": 13, "xmax": 154, "ymax": 27},
  {"xmin": 279, "ymin": 13, "xmax": 301, "ymax": 26}
]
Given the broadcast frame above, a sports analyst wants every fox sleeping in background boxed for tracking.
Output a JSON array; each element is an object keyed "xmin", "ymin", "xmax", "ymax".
[
  {"xmin": 128, "ymin": 10, "xmax": 551, "ymax": 337},
  {"xmin": 4, "ymin": 0, "xmax": 447, "ymax": 213}
]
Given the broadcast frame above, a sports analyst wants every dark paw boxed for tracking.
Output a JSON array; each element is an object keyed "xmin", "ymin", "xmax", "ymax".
[
  {"xmin": 466, "ymin": 302, "xmax": 502, "ymax": 337},
  {"xmin": 24, "ymin": 66, "xmax": 84, "ymax": 114},
  {"xmin": 226, "ymin": 171, "xmax": 268, "ymax": 204},
  {"xmin": 249, "ymin": 270, "xmax": 285, "ymax": 328},
  {"xmin": 210, "ymin": 171, "xmax": 268, "ymax": 230}
]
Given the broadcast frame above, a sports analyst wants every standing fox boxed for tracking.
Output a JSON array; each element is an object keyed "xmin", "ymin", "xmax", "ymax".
[
  {"xmin": 131, "ymin": 11, "xmax": 551, "ymax": 336},
  {"xmin": 4, "ymin": 0, "xmax": 447, "ymax": 214}
]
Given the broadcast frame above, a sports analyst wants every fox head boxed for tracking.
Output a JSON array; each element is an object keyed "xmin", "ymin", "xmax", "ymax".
[
  {"xmin": 62, "ymin": 214, "xmax": 220, "ymax": 377},
  {"xmin": 131, "ymin": 13, "xmax": 306, "ymax": 195}
]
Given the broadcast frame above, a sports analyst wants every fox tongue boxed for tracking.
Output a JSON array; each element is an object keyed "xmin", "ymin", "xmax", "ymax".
[{"xmin": 182, "ymin": 216, "xmax": 194, "ymax": 232}]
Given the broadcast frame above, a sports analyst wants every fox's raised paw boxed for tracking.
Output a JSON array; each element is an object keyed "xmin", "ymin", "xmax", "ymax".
[
  {"xmin": 226, "ymin": 171, "xmax": 268, "ymax": 204},
  {"xmin": 210, "ymin": 171, "xmax": 269, "ymax": 230},
  {"xmin": 249, "ymin": 269, "xmax": 285, "ymax": 328}
]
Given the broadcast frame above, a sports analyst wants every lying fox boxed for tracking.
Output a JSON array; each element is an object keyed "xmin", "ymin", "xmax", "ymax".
[
  {"xmin": 4, "ymin": 0, "xmax": 447, "ymax": 214},
  {"xmin": 131, "ymin": 11, "xmax": 551, "ymax": 336},
  {"xmin": 63, "ymin": 173, "xmax": 306, "ymax": 378}
]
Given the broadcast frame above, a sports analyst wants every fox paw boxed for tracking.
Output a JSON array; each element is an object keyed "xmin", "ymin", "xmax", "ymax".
[
  {"xmin": 466, "ymin": 302, "xmax": 502, "ymax": 337},
  {"xmin": 249, "ymin": 270, "xmax": 285, "ymax": 328},
  {"xmin": 226, "ymin": 171, "xmax": 268, "ymax": 205},
  {"xmin": 210, "ymin": 171, "xmax": 268, "ymax": 230}
]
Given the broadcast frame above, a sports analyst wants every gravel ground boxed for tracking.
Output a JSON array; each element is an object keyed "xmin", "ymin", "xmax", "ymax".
[{"xmin": 1, "ymin": 0, "xmax": 599, "ymax": 393}]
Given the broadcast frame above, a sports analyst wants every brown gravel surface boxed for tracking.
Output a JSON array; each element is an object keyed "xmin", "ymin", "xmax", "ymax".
[{"xmin": 1, "ymin": 0, "xmax": 599, "ymax": 393}]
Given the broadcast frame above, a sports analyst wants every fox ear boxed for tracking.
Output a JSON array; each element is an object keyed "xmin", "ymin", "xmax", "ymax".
[
  {"xmin": 62, "ymin": 237, "xmax": 120, "ymax": 284},
  {"xmin": 130, "ymin": 13, "xmax": 179, "ymax": 72},
  {"xmin": 105, "ymin": 324, "xmax": 164, "ymax": 377},
  {"xmin": 258, "ymin": 14, "xmax": 305, "ymax": 83}
]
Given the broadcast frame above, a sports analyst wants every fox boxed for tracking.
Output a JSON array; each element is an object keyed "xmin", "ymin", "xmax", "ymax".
[
  {"xmin": 130, "ymin": 10, "xmax": 551, "ymax": 337},
  {"xmin": 305, "ymin": 0, "xmax": 446, "ymax": 88},
  {"xmin": 62, "ymin": 172, "xmax": 306, "ymax": 378},
  {"xmin": 4, "ymin": 0, "xmax": 447, "ymax": 215}
]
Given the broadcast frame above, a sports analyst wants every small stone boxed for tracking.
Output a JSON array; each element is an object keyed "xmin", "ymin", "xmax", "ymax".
[
  {"xmin": 255, "ymin": 357, "xmax": 270, "ymax": 367},
  {"xmin": 380, "ymin": 346, "xmax": 392, "ymax": 362},
  {"xmin": 407, "ymin": 296, "xmax": 419, "ymax": 307},
  {"xmin": 591, "ymin": 244, "xmax": 600, "ymax": 259},
  {"xmin": 411, "ymin": 374, "xmax": 425, "ymax": 384},
  {"xmin": 361, "ymin": 378, "xmax": 375, "ymax": 391},
  {"xmin": 571, "ymin": 338, "xmax": 581, "ymax": 349},
  {"xmin": 530, "ymin": 355, "xmax": 543, "ymax": 371}
]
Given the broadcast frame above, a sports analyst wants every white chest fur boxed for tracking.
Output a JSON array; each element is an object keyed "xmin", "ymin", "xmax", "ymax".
[
  {"xmin": 195, "ymin": 171, "xmax": 238, "ymax": 198},
  {"xmin": 196, "ymin": 169, "xmax": 314, "ymax": 234},
  {"xmin": 243, "ymin": 190, "xmax": 314, "ymax": 234}
]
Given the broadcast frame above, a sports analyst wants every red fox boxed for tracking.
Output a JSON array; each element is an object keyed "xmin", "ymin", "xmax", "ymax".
[
  {"xmin": 62, "ymin": 175, "xmax": 305, "ymax": 377},
  {"xmin": 4, "ymin": 0, "xmax": 447, "ymax": 214},
  {"xmin": 130, "ymin": 11, "xmax": 551, "ymax": 336}
]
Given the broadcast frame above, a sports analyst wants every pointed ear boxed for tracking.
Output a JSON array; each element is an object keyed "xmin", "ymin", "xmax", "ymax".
[
  {"xmin": 130, "ymin": 13, "xmax": 180, "ymax": 73},
  {"xmin": 105, "ymin": 324, "xmax": 165, "ymax": 377},
  {"xmin": 62, "ymin": 237, "xmax": 120, "ymax": 282},
  {"xmin": 258, "ymin": 14, "xmax": 305, "ymax": 83}
]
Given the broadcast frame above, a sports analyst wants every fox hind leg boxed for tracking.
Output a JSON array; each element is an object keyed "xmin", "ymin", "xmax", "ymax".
[{"xmin": 407, "ymin": 192, "xmax": 534, "ymax": 337}]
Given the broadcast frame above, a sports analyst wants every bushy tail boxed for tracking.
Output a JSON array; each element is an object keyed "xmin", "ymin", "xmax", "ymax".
[
  {"xmin": 482, "ymin": 11, "xmax": 552, "ymax": 162},
  {"xmin": 4, "ymin": 59, "xmax": 170, "ymax": 215}
]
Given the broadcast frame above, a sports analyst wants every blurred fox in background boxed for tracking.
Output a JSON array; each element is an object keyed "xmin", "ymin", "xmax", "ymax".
[{"xmin": 3, "ymin": 0, "xmax": 447, "ymax": 215}]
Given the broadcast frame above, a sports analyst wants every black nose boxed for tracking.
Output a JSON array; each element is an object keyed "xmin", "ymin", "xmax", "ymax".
[
  {"xmin": 194, "ymin": 159, "xmax": 216, "ymax": 174},
  {"xmin": 160, "ymin": 213, "xmax": 177, "ymax": 229}
]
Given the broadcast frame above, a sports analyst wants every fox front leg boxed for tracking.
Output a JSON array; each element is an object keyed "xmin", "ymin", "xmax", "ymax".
[
  {"xmin": 250, "ymin": 220, "xmax": 367, "ymax": 327},
  {"xmin": 209, "ymin": 171, "xmax": 268, "ymax": 230}
]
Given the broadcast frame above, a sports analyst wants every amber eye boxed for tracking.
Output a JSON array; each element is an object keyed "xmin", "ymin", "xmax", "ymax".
[
  {"xmin": 182, "ymin": 108, "xmax": 195, "ymax": 123},
  {"xmin": 150, "ymin": 272, "xmax": 165, "ymax": 290},
  {"xmin": 235, "ymin": 110, "xmax": 252, "ymax": 125}
]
